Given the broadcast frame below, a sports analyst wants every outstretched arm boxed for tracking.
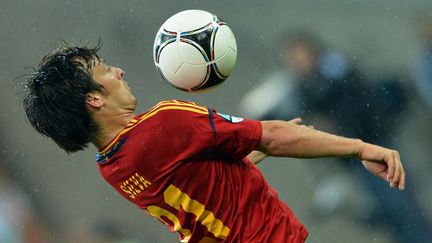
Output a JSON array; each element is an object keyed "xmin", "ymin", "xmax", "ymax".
[
  {"xmin": 256, "ymin": 120, "xmax": 405, "ymax": 191},
  {"xmin": 246, "ymin": 118, "xmax": 306, "ymax": 165}
]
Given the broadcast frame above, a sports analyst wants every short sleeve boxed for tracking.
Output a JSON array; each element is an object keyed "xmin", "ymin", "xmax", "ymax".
[
  {"xmin": 207, "ymin": 108, "xmax": 262, "ymax": 160},
  {"xmin": 155, "ymin": 101, "xmax": 262, "ymax": 161}
]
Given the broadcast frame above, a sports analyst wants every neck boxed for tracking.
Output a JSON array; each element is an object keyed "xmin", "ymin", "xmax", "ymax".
[{"xmin": 91, "ymin": 109, "xmax": 136, "ymax": 151}]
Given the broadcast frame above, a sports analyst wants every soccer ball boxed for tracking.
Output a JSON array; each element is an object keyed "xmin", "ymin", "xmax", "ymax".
[{"xmin": 153, "ymin": 10, "xmax": 237, "ymax": 92}]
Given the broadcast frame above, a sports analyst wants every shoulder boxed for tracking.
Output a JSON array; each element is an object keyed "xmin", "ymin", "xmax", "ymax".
[
  {"xmin": 135, "ymin": 100, "xmax": 210, "ymax": 126},
  {"xmin": 148, "ymin": 100, "xmax": 209, "ymax": 116}
]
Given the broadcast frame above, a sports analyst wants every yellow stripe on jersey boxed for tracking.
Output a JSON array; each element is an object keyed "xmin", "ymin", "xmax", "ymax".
[
  {"xmin": 98, "ymin": 100, "xmax": 209, "ymax": 154},
  {"xmin": 149, "ymin": 100, "xmax": 207, "ymax": 114}
]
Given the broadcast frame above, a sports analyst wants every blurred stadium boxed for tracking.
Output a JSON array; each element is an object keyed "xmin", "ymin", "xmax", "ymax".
[{"xmin": 1, "ymin": 0, "xmax": 432, "ymax": 242}]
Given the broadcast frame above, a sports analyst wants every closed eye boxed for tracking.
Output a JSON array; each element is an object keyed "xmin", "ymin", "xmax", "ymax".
[{"xmin": 99, "ymin": 59, "xmax": 111, "ymax": 71}]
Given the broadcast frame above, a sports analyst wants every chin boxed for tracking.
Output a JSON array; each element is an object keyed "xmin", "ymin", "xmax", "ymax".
[{"xmin": 131, "ymin": 97, "xmax": 138, "ymax": 109}]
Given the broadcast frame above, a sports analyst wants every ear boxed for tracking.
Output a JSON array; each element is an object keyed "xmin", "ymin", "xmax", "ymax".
[{"xmin": 85, "ymin": 93, "xmax": 104, "ymax": 108}]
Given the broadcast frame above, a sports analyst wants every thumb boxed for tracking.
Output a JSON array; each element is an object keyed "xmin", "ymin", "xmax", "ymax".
[{"xmin": 289, "ymin": 117, "xmax": 302, "ymax": 125}]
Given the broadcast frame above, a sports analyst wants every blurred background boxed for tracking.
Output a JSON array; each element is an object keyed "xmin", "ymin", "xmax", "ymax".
[{"xmin": 1, "ymin": 0, "xmax": 432, "ymax": 242}]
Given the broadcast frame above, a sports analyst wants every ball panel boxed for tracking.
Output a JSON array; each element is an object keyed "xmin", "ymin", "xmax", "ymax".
[
  {"xmin": 157, "ymin": 42, "xmax": 184, "ymax": 72},
  {"xmin": 157, "ymin": 38, "xmax": 213, "ymax": 90},
  {"xmin": 168, "ymin": 62, "xmax": 209, "ymax": 90},
  {"xmin": 158, "ymin": 42, "xmax": 210, "ymax": 90},
  {"xmin": 212, "ymin": 25, "xmax": 237, "ymax": 77},
  {"xmin": 163, "ymin": 10, "xmax": 213, "ymax": 33},
  {"xmin": 178, "ymin": 39, "xmax": 209, "ymax": 64},
  {"xmin": 154, "ymin": 33, "xmax": 176, "ymax": 64},
  {"xmin": 155, "ymin": 66, "xmax": 184, "ymax": 91},
  {"xmin": 213, "ymin": 49, "xmax": 236, "ymax": 78},
  {"xmin": 181, "ymin": 27, "xmax": 214, "ymax": 59},
  {"xmin": 154, "ymin": 30, "xmax": 176, "ymax": 49},
  {"xmin": 192, "ymin": 66, "xmax": 225, "ymax": 91}
]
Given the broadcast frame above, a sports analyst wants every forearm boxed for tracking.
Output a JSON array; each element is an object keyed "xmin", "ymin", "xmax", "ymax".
[
  {"xmin": 256, "ymin": 120, "xmax": 406, "ymax": 191},
  {"xmin": 257, "ymin": 120, "xmax": 364, "ymax": 159},
  {"xmin": 246, "ymin": 150, "xmax": 267, "ymax": 164}
]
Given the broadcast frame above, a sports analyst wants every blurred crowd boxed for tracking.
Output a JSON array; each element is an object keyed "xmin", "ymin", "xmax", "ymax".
[
  {"xmin": 0, "ymin": 162, "xmax": 139, "ymax": 243},
  {"xmin": 239, "ymin": 18, "xmax": 432, "ymax": 243},
  {"xmin": 0, "ymin": 163, "xmax": 49, "ymax": 243}
]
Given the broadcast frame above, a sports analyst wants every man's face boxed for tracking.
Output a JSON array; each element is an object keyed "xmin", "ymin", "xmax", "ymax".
[{"xmin": 91, "ymin": 60, "xmax": 137, "ymax": 111}]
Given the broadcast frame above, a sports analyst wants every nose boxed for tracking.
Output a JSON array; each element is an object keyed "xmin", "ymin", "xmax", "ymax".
[{"xmin": 114, "ymin": 67, "xmax": 125, "ymax": 79}]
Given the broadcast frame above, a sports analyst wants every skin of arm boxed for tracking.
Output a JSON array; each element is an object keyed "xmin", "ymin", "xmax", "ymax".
[
  {"xmin": 246, "ymin": 118, "xmax": 304, "ymax": 165},
  {"xmin": 246, "ymin": 150, "xmax": 267, "ymax": 165},
  {"xmin": 255, "ymin": 120, "xmax": 405, "ymax": 191}
]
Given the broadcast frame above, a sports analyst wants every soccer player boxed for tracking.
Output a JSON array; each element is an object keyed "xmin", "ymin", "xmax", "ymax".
[{"xmin": 23, "ymin": 43, "xmax": 405, "ymax": 243}]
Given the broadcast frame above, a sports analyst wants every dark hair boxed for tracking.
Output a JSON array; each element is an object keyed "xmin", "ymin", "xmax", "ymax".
[{"xmin": 23, "ymin": 42, "xmax": 103, "ymax": 153}]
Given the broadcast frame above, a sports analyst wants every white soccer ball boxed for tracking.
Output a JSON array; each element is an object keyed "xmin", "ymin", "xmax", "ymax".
[{"xmin": 153, "ymin": 10, "xmax": 237, "ymax": 92}]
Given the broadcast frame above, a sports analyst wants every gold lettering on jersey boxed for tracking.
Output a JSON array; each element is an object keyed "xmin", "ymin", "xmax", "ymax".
[
  {"xmin": 164, "ymin": 185, "xmax": 230, "ymax": 240},
  {"xmin": 147, "ymin": 205, "xmax": 192, "ymax": 241},
  {"xmin": 120, "ymin": 172, "xmax": 152, "ymax": 199}
]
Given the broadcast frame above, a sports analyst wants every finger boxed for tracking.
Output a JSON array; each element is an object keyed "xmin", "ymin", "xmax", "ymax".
[
  {"xmin": 386, "ymin": 154, "xmax": 395, "ymax": 183},
  {"xmin": 399, "ymin": 163, "xmax": 405, "ymax": 191},
  {"xmin": 390, "ymin": 156, "xmax": 399, "ymax": 187},
  {"xmin": 391, "ymin": 152, "xmax": 401, "ymax": 188},
  {"xmin": 396, "ymin": 154, "xmax": 405, "ymax": 191},
  {"xmin": 307, "ymin": 125, "xmax": 314, "ymax": 129},
  {"xmin": 290, "ymin": 118, "xmax": 302, "ymax": 125}
]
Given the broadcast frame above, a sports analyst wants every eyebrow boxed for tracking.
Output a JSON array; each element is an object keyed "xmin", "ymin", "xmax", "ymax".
[{"xmin": 98, "ymin": 59, "xmax": 110, "ymax": 70}]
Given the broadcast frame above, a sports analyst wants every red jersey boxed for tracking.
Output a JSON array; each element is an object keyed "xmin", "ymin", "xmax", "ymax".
[{"xmin": 97, "ymin": 100, "xmax": 308, "ymax": 243}]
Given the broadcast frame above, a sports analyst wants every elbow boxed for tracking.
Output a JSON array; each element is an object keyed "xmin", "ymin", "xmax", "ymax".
[
  {"xmin": 262, "ymin": 140, "xmax": 284, "ymax": 157},
  {"xmin": 258, "ymin": 121, "xmax": 300, "ymax": 156}
]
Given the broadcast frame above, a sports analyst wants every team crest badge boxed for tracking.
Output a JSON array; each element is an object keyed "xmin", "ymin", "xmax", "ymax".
[{"xmin": 216, "ymin": 112, "xmax": 244, "ymax": 123}]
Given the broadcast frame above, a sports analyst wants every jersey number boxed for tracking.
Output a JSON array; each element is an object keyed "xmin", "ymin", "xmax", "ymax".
[{"xmin": 147, "ymin": 184, "xmax": 230, "ymax": 243}]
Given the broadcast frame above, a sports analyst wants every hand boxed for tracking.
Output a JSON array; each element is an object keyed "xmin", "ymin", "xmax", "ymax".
[
  {"xmin": 288, "ymin": 117, "xmax": 314, "ymax": 128},
  {"xmin": 359, "ymin": 143, "xmax": 405, "ymax": 191}
]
